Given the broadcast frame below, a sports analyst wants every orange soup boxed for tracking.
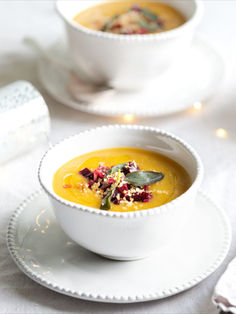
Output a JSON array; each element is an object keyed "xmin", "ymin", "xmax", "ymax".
[
  {"xmin": 73, "ymin": 1, "xmax": 185, "ymax": 35},
  {"xmin": 53, "ymin": 147, "xmax": 191, "ymax": 212}
]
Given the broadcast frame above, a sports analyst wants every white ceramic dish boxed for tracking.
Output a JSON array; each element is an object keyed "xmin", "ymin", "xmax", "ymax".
[
  {"xmin": 56, "ymin": 0, "xmax": 203, "ymax": 89},
  {"xmin": 38, "ymin": 36, "xmax": 224, "ymax": 117},
  {"xmin": 38, "ymin": 125, "xmax": 203, "ymax": 260},
  {"xmin": 7, "ymin": 190, "xmax": 231, "ymax": 303}
]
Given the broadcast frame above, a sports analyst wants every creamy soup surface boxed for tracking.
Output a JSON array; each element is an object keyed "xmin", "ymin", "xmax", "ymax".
[
  {"xmin": 53, "ymin": 147, "xmax": 191, "ymax": 212},
  {"xmin": 73, "ymin": 1, "xmax": 186, "ymax": 34}
]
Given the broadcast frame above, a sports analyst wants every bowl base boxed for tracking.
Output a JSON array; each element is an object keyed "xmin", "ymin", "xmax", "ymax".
[{"xmin": 98, "ymin": 253, "xmax": 150, "ymax": 261}]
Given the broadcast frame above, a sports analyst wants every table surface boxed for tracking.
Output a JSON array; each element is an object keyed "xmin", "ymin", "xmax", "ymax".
[{"xmin": 0, "ymin": 1, "xmax": 236, "ymax": 313}]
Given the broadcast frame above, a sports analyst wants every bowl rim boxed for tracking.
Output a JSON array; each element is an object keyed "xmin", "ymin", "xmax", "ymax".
[
  {"xmin": 38, "ymin": 125, "xmax": 204, "ymax": 218},
  {"xmin": 55, "ymin": 0, "xmax": 204, "ymax": 41}
]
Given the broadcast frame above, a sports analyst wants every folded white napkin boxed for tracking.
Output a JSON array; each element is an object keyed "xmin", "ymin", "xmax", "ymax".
[{"xmin": 213, "ymin": 257, "xmax": 236, "ymax": 313}]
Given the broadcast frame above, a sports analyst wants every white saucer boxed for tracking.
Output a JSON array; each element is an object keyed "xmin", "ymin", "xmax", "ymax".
[
  {"xmin": 7, "ymin": 190, "xmax": 231, "ymax": 303},
  {"xmin": 38, "ymin": 36, "xmax": 224, "ymax": 118}
]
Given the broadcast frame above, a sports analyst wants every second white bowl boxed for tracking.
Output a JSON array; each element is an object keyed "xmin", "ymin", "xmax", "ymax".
[{"xmin": 56, "ymin": 0, "xmax": 203, "ymax": 90}]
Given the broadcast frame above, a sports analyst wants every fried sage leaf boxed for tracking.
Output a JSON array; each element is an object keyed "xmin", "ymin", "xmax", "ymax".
[
  {"xmin": 138, "ymin": 20, "xmax": 160, "ymax": 31},
  {"xmin": 100, "ymin": 190, "xmax": 114, "ymax": 210},
  {"xmin": 141, "ymin": 9, "xmax": 158, "ymax": 21},
  {"xmin": 101, "ymin": 14, "xmax": 120, "ymax": 31},
  {"xmin": 107, "ymin": 163, "xmax": 128, "ymax": 175},
  {"xmin": 141, "ymin": 8, "xmax": 158, "ymax": 21},
  {"xmin": 125, "ymin": 171, "xmax": 164, "ymax": 186}
]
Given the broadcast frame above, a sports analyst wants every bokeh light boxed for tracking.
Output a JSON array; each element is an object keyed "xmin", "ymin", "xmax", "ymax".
[
  {"xmin": 123, "ymin": 113, "xmax": 135, "ymax": 123},
  {"xmin": 193, "ymin": 101, "xmax": 202, "ymax": 110},
  {"xmin": 215, "ymin": 128, "xmax": 228, "ymax": 138}
]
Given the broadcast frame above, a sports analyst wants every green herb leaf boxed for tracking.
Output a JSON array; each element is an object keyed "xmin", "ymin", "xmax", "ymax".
[
  {"xmin": 101, "ymin": 164, "xmax": 127, "ymax": 209},
  {"xmin": 101, "ymin": 14, "xmax": 120, "ymax": 31},
  {"xmin": 125, "ymin": 171, "xmax": 164, "ymax": 186},
  {"xmin": 100, "ymin": 190, "xmax": 113, "ymax": 210},
  {"xmin": 138, "ymin": 20, "xmax": 160, "ymax": 31},
  {"xmin": 107, "ymin": 163, "xmax": 128, "ymax": 175},
  {"xmin": 141, "ymin": 8, "xmax": 158, "ymax": 21}
]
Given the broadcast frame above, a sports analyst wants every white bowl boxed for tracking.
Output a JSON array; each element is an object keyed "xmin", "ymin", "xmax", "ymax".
[
  {"xmin": 56, "ymin": 0, "xmax": 203, "ymax": 90},
  {"xmin": 38, "ymin": 125, "xmax": 203, "ymax": 260}
]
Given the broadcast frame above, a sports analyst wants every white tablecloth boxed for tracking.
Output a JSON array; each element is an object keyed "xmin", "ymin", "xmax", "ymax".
[{"xmin": 0, "ymin": 1, "xmax": 235, "ymax": 313}]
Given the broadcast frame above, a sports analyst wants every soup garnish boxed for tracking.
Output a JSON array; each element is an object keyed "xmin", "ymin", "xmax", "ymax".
[
  {"xmin": 79, "ymin": 161, "xmax": 164, "ymax": 210},
  {"xmin": 101, "ymin": 5, "xmax": 164, "ymax": 34}
]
